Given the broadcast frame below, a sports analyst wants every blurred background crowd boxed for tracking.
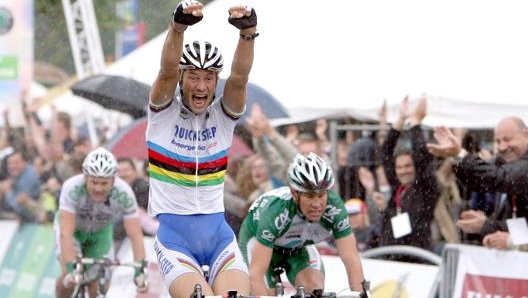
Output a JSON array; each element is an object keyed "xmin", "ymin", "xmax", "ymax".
[{"xmin": 2, "ymin": 91, "xmax": 525, "ymax": 263}]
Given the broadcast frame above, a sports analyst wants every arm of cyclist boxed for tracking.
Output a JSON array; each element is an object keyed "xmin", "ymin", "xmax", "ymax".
[
  {"xmin": 124, "ymin": 217, "xmax": 146, "ymax": 261},
  {"xmin": 150, "ymin": 0, "xmax": 203, "ymax": 106},
  {"xmin": 123, "ymin": 216, "xmax": 149, "ymax": 292},
  {"xmin": 58, "ymin": 210, "xmax": 79, "ymax": 286},
  {"xmin": 248, "ymin": 241, "xmax": 275, "ymax": 296},
  {"xmin": 335, "ymin": 234, "xmax": 366, "ymax": 293},
  {"xmin": 222, "ymin": 5, "xmax": 257, "ymax": 115}
]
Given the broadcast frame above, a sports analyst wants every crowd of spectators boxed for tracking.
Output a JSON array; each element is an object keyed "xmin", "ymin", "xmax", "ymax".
[
  {"xmin": 1, "ymin": 94, "xmax": 526, "ymax": 261},
  {"xmin": 228, "ymin": 97, "xmax": 527, "ymax": 262},
  {"xmin": 0, "ymin": 96, "xmax": 154, "ymax": 245}
]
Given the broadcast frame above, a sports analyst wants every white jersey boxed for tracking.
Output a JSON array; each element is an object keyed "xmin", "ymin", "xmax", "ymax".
[
  {"xmin": 146, "ymin": 96, "xmax": 238, "ymax": 215},
  {"xmin": 59, "ymin": 174, "xmax": 139, "ymax": 233}
]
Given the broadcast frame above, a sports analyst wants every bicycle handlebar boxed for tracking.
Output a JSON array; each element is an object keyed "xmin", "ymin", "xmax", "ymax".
[
  {"xmin": 75, "ymin": 257, "xmax": 144, "ymax": 269},
  {"xmin": 191, "ymin": 285, "xmax": 369, "ymax": 298},
  {"xmin": 195, "ymin": 293, "xmax": 367, "ymax": 298},
  {"xmin": 69, "ymin": 257, "xmax": 147, "ymax": 298}
]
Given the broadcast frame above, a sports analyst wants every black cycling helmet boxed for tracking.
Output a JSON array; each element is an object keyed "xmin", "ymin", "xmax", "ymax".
[
  {"xmin": 180, "ymin": 40, "xmax": 224, "ymax": 73},
  {"xmin": 288, "ymin": 153, "xmax": 335, "ymax": 193}
]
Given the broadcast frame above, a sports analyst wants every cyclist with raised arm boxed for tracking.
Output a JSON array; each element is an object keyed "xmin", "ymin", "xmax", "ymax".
[
  {"xmin": 239, "ymin": 153, "xmax": 367, "ymax": 296},
  {"xmin": 54, "ymin": 147, "xmax": 148, "ymax": 298},
  {"xmin": 147, "ymin": 0, "xmax": 257, "ymax": 297}
]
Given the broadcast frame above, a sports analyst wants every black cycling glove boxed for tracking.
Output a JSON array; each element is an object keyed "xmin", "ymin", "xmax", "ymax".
[
  {"xmin": 228, "ymin": 6, "xmax": 257, "ymax": 29},
  {"xmin": 173, "ymin": 0, "xmax": 203, "ymax": 26}
]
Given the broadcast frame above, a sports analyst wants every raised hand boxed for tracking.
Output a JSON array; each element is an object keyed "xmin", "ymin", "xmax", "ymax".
[
  {"xmin": 394, "ymin": 95, "xmax": 409, "ymax": 130},
  {"xmin": 378, "ymin": 99, "xmax": 387, "ymax": 124},
  {"xmin": 315, "ymin": 118, "xmax": 328, "ymax": 141},
  {"xmin": 286, "ymin": 124, "xmax": 299, "ymax": 143},
  {"xmin": 357, "ymin": 167, "xmax": 375, "ymax": 194},
  {"xmin": 172, "ymin": 0, "xmax": 204, "ymax": 27},
  {"xmin": 452, "ymin": 127, "xmax": 468, "ymax": 142},
  {"xmin": 410, "ymin": 96, "xmax": 426, "ymax": 125},
  {"xmin": 228, "ymin": 5, "xmax": 257, "ymax": 29},
  {"xmin": 426, "ymin": 126, "xmax": 462, "ymax": 157},
  {"xmin": 399, "ymin": 95, "xmax": 410, "ymax": 121},
  {"xmin": 245, "ymin": 103, "xmax": 268, "ymax": 138},
  {"xmin": 371, "ymin": 191, "xmax": 387, "ymax": 212}
]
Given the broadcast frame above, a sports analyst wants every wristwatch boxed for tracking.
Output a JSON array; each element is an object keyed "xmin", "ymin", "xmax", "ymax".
[
  {"xmin": 449, "ymin": 148, "xmax": 468, "ymax": 165},
  {"xmin": 240, "ymin": 33, "xmax": 259, "ymax": 40}
]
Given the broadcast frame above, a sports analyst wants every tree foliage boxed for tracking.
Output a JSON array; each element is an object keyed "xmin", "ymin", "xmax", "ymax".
[{"xmin": 34, "ymin": 0, "xmax": 211, "ymax": 82}]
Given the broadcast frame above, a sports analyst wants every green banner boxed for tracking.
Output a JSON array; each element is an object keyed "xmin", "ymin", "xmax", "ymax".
[
  {"xmin": 0, "ymin": 224, "xmax": 38, "ymax": 298},
  {"xmin": 9, "ymin": 225, "xmax": 56, "ymax": 298},
  {"xmin": 34, "ymin": 243, "xmax": 61, "ymax": 298},
  {"xmin": 0, "ymin": 224, "xmax": 58, "ymax": 298}
]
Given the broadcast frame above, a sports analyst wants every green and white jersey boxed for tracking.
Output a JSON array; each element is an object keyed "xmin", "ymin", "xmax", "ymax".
[
  {"xmin": 59, "ymin": 174, "xmax": 139, "ymax": 233},
  {"xmin": 239, "ymin": 186, "xmax": 352, "ymax": 250}
]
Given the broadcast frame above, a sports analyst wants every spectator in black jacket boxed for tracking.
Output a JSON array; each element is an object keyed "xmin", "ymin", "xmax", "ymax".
[
  {"xmin": 427, "ymin": 116, "xmax": 528, "ymax": 250},
  {"xmin": 377, "ymin": 96, "xmax": 440, "ymax": 261}
]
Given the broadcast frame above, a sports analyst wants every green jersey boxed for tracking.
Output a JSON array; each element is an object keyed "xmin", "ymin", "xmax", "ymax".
[{"xmin": 239, "ymin": 186, "xmax": 352, "ymax": 251}]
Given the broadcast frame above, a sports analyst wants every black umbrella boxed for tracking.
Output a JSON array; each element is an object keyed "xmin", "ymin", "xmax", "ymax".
[{"xmin": 71, "ymin": 74, "xmax": 150, "ymax": 119}]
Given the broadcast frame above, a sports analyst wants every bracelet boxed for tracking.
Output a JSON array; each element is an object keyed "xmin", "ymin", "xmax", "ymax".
[{"xmin": 240, "ymin": 32, "xmax": 259, "ymax": 40}]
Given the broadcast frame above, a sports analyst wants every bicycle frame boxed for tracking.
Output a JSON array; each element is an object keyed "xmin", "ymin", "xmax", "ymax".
[{"xmin": 70, "ymin": 257, "xmax": 143, "ymax": 298}]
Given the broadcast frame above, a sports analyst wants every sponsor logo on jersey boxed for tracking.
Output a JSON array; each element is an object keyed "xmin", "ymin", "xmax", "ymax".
[
  {"xmin": 336, "ymin": 218, "xmax": 351, "ymax": 232},
  {"xmin": 285, "ymin": 233, "xmax": 301, "ymax": 239},
  {"xmin": 112, "ymin": 189, "xmax": 134, "ymax": 208},
  {"xmin": 261, "ymin": 230, "xmax": 275, "ymax": 242},
  {"xmin": 179, "ymin": 107, "xmax": 192, "ymax": 119},
  {"xmin": 275, "ymin": 209, "xmax": 291, "ymax": 232},
  {"xmin": 173, "ymin": 125, "xmax": 217, "ymax": 142},
  {"xmin": 68, "ymin": 185, "xmax": 88, "ymax": 202},
  {"xmin": 323, "ymin": 205, "xmax": 341, "ymax": 222}
]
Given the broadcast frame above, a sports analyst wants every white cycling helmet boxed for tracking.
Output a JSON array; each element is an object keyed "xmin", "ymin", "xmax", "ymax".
[
  {"xmin": 180, "ymin": 40, "xmax": 224, "ymax": 73},
  {"xmin": 287, "ymin": 152, "xmax": 335, "ymax": 193},
  {"xmin": 82, "ymin": 147, "xmax": 117, "ymax": 178}
]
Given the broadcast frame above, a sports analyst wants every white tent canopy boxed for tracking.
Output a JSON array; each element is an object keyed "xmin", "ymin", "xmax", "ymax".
[{"xmin": 105, "ymin": 0, "xmax": 528, "ymax": 128}]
